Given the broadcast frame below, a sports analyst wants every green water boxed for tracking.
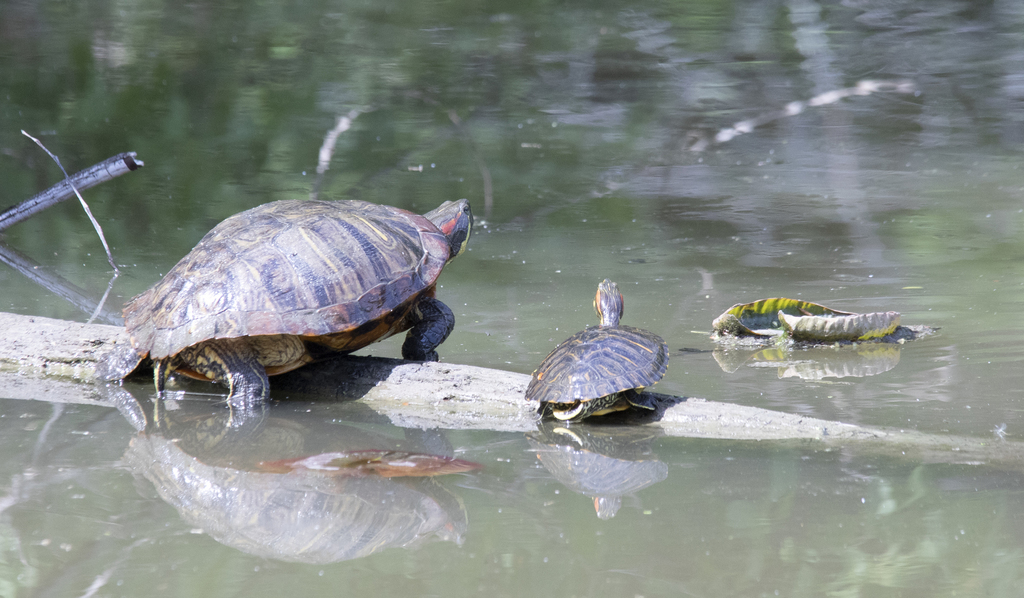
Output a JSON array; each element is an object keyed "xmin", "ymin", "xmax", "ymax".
[{"xmin": 3, "ymin": 0, "xmax": 1024, "ymax": 595}]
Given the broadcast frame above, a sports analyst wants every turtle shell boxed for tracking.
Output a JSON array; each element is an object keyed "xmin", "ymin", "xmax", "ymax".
[
  {"xmin": 526, "ymin": 324, "xmax": 669, "ymax": 406},
  {"xmin": 124, "ymin": 200, "xmax": 451, "ymax": 360}
]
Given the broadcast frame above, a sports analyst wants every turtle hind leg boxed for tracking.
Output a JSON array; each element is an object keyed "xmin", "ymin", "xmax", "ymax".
[
  {"xmin": 177, "ymin": 338, "xmax": 271, "ymax": 412},
  {"xmin": 623, "ymin": 388, "xmax": 658, "ymax": 411},
  {"xmin": 402, "ymin": 296, "xmax": 455, "ymax": 361}
]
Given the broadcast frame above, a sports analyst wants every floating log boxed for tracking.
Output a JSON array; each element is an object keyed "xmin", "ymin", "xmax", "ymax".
[{"xmin": 0, "ymin": 311, "xmax": 1021, "ymax": 468}]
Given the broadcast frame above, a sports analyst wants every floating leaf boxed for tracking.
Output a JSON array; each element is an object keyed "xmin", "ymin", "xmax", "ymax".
[
  {"xmin": 259, "ymin": 450, "xmax": 482, "ymax": 478},
  {"xmin": 712, "ymin": 298, "xmax": 902, "ymax": 342},
  {"xmin": 779, "ymin": 310, "xmax": 900, "ymax": 342},
  {"xmin": 712, "ymin": 298, "xmax": 856, "ymax": 337}
]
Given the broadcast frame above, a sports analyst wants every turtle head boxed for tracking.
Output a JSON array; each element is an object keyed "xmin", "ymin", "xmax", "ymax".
[
  {"xmin": 593, "ymin": 279, "xmax": 624, "ymax": 327},
  {"xmin": 426, "ymin": 199, "xmax": 473, "ymax": 261}
]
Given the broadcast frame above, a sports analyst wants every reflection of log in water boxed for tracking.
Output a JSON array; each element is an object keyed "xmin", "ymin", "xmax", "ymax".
[{"xmin": 527, "ymin": 424, "xmax": 667, "ymax": 519}]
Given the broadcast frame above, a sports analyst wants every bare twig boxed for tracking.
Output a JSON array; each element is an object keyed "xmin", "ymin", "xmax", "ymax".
[
  {"xmin": 688, "ymin": 79, "xmax": 918, "ymax": 151},
  {"xmin": 17, "ymin": 131, "xmax": 123, "ymax": 274},
  {"xmin": 0, "ymin": 150, "xmax": 143, "ymax": 231},
  {"xmin": 447, "ymin": 109, "xmax": 493, "ymax": 218},
  {"xmin": 78, "ymin": 538, "xmax": 150, "ymax": 598},
  {"xmin": 406, "ymin": 91, "xmax": 495, "ymax": 217},
  {"xmin": 88, "ymin": 275, "xmax": 120, "ymax": 326},
  {"xmin": 310, "ymin": 109, "xmax": 362, "ymax": 202},
  {"xmin": 31, "ymin": 403, "xmax": 64, "ymax": 465}
]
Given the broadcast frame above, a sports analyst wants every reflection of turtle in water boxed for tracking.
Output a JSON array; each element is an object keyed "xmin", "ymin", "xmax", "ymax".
[
  {"xmin": 527, "ymin": 279, "xmax": 669, "ymax": 421},
  {"xmin": 117, "ymin": 392, "xmax": 476, "ymax": 563},
  {"xmin": 119, "ymin": 199, "xmax": 472, "ymax": 412},
  {"xmin": 527, "ymin": 423, "xmax": 667, "ymax": 519}
]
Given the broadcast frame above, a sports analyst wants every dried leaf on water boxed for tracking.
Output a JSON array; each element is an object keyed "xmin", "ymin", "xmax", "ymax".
[
  {"xmin": 259, "ymin": 450, "xmax": 483, "ymax": 477},
  {"xmin": 779, "ymin": 310, "xmax": 900, "ymax": 341},
  {"xmin": 711, "ymin": 298, "xmax": 900, "ymax": 342}
]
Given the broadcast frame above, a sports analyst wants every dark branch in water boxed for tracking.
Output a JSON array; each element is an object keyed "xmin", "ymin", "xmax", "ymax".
[
  {"xmin": 446, "ymin": 110, "xmax": 494, "ymax": 218},
  {"xmin": 407, "ymin": 91, "xmax": 494, "ymax": 218},
  {"xmin": 14, "ymin": 132, "xmax": 134, "ymax": 274},
  {"xmin": 0, "ymin": 148, "xmax": 143, "ymax": 232},
  {"xmin": 0, "ymin": 243, "xmax": 123, "ymax": 325}
]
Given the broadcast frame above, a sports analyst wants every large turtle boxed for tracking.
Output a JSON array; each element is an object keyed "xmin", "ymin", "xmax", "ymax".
[
  {"xmin": 527, "ymin": 279, "xmax": 669, "ymax": 421},
  {"xmin": 123, "ymin": 198, "xmax": 472, "ymax": 410}
]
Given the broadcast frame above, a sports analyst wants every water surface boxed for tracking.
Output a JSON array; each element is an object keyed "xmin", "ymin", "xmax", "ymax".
[{"xmin": 2, "ymin": 0, "xmax": 1024, "ymax": 595}]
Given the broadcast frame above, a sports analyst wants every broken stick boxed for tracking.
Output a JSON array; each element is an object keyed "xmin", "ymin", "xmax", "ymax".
[{"xmin": 0, "ymin": 151, "xmax": 144, "ymax": 232}]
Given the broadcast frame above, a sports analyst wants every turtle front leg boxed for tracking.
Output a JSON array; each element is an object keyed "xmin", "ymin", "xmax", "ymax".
[
  {"xmin": 402, "ymin": 296, "xmax": 455, "ymax": 361},
  {"xmin": 178, "ymin": 338, "xmax": 271, "ymax": 411}
]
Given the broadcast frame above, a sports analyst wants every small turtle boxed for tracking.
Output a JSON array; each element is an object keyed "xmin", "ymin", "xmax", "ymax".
[
  {"xmin": 527, "ymin": 279, "xmax": 669, "ymax": 421},
  {"xmin": 122, "ymin": 199, "xmax": 472, "ymax": 410}
]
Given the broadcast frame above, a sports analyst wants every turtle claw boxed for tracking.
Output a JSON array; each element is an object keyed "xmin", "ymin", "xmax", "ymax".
[{"xmin": 411, "ymin": 350, "xmax": 440, "ymax": 362}]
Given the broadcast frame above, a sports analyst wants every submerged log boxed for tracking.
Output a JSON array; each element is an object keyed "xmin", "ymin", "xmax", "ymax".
[{"xmin": 0, "ymin": 311, "xmax": 1022, "ymax": 468}]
